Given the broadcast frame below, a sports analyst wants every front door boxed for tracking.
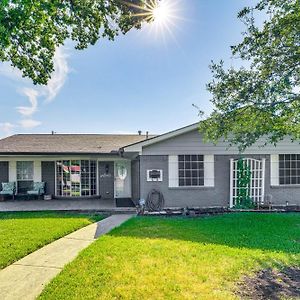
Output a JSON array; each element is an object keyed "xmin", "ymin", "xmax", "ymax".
[{"xmin": 99, "ymin": 162, "xmax": 114, "ymax": 199}]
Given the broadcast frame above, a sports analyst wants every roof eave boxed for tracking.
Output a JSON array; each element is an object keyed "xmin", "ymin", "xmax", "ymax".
[{"xmin": 0, "ymin": 152, "xmax": 121, "ymax": 156}]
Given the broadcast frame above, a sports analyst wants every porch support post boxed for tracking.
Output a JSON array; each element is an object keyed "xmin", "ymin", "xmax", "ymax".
[
  {"xmin": 34, "ymin": 160, "xmax": 42, "ymax": 182},
  {"xmin": 9, "ymin": 160, "xmax": 17, "ymax": 182}
]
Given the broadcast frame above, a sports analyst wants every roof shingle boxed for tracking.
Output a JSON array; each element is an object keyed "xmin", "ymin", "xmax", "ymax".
[{"xmin": 0, "ymin": 134, "xmax": 154, "ymax": 154}]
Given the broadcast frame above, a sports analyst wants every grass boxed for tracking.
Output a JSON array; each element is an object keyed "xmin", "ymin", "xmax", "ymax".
[
  {"xmin": 0, "ymin": 211, "xmax": 103, "ymax": 269},
  {"xmin": 39, "ymin": 213, "xmax": 300, "ymax": 300}
]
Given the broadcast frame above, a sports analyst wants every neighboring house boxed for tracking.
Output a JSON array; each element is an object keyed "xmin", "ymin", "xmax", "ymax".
[{"xmin": 0, "ymin": 123, "xmax": 300, "ymax": 207}]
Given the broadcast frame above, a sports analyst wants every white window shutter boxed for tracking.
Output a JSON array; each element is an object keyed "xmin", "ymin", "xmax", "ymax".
[
  {"xmin": 168, "ymin": 155, "xmax": 178, "ymax": 187},
  {"xmin": 204, "ymin": 155, "xmax": 214, "ymax": 187},
  {"xmin": 270, "ymin": 154, "xmax": 279, "ymax": 186}
]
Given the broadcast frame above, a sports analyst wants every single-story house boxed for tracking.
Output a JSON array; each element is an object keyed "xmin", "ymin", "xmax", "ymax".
[{"xmin": 0, "ymin": 123, "xmax": 299, "ymax": 207}]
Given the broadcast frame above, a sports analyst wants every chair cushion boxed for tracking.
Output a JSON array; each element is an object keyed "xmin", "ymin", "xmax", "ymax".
[
  {"xmin": 0, "ymin": 190, "xmax": 13, "ymax": 195},
  {"xmin": 1, "ymin": 182, "xmax": 15, "ymax": 193},
  {"xmin": 27, "ymin": 191, "xmax": 39, "ymax": 195},
  {"xmin": 31, "ymin": 182, "xmax": 45, "ymax": 194}
]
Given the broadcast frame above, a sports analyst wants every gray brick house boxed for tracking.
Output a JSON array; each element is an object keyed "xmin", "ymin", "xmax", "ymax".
[{"xmin": 0, "ymin": 123, "xmax": 299, "ymax": 207}]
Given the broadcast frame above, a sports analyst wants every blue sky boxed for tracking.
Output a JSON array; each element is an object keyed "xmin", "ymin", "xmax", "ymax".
[{"xmin": 0, "ymin": 0, "xmax": 254, "ymax": 137}]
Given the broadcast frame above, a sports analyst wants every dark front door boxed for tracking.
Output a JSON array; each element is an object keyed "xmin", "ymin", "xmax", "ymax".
[{"xmin": 99, "ymin": 162, "xmax": 114, "ymax": 199}]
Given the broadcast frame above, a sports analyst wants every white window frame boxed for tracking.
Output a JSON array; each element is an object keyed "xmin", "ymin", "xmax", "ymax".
[
  {"xmin": 277, "ymin": 154, "xmax": 300, "ymax": 186},
  {"xmin": 168, "ymin": 154, "xmax": 214, "ymax": 188},
  {"xmin": 16, "ymin": 161, "xmax": 34, "ymax": 193},
  {"xmin": 178, "ymin": 155, "xmax": 205, "ymax": 187},
  {"xmin": 16, "ymin": 161, "xmax": 34, "ymax": 181},
  {"xmin": 55, "ymin": 160, "xmax": 97, "ymax": 197}
]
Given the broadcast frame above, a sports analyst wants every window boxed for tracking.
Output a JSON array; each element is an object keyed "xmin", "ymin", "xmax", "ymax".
[
  {"xmin": 56, "ymin": 160, "xmax": 97, "ymax": 197},
  {"xmin": 178, "ymin": 155, "xmax": 204, "ymax": 186},
  {"xmin": 17, "ymin": 161, "xmax": 34, "ymax": 193},
  {"xmin": 279, "ymin": 154, "xmax": 300, "ymax": 185}
]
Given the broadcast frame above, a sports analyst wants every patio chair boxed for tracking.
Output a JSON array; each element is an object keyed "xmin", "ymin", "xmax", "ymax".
[
  {"xmin": 0, "ymin": 182, "xmax": 16, "ymax": 200},
  {"xmin": 27, "ymin": 182, "xmax": 45, "ymax": 200}
]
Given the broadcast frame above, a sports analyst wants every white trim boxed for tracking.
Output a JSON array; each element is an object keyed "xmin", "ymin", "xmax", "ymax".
[
  {"xmin": 261, "ymin": 158, "xmax": 266, "ymax": 202},
  {"xmin": 54, "ymin": 159, "xmax": 98, "ymax": 197},
  {"xmin": 204, "ymin": 155, "xmax": 214, "ymax": 187},
  {"xmin": 0, "ymin": 155, "xmax": 124, "ymax": 161},
  {"xmin": 229, "ymin": 159, "xmax": 234, "ymax": 208},
  {"xmin": 123, "ymin": 123, "xmax": 199, "ymax": 152},
  {"xmin": 168, "ymin": 155, "xmax": 178, "ymax": 187},
  {"xmin": 96, "ymin": 161, "xmax": 99, "ymax": 196},
  {"xmin": 270, "ymin": 154, "xmax": 279, "ymax": 186},
  {"xmin": 54, "ymin": 161, "xmax": 57, "ymax": 196}
]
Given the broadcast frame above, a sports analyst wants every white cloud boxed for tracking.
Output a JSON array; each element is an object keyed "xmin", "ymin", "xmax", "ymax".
[
  {"xmin": 0, "ymin": 122, "xmax": 15, "ymax": 137},
  {"xmin": 0, "ymin": 46, "xmax": 69, "ymax": 133},
  {"xmin": 19, "ymin": 119, "xmax": 41, "ymax": 129},
  {"xmin": 16, "ymin": 88, "xmax": 39, "ymax": 117},
  {"xmin": 43, "ymin": 47, "xmax": 69, "ymax": 102}
]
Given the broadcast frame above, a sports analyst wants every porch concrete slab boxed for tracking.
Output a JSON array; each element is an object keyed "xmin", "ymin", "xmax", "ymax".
[
  {"xmin": 0, "ymin": 199, "xmax": 136, "ymax": 213},
  {"xmin": 0, "ymin": 214, "xmax": 135, "ymax": 300}
]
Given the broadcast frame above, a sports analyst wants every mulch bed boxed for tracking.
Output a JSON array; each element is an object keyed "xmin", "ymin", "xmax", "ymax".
[{"xmin": 237, "ymin": 267, "xmax": 300, "ymax": 299}]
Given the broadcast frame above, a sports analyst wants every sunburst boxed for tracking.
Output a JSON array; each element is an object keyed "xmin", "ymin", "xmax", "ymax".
[{"xmin": 122, "ymin": 0, "xmax": 180, "ymax": 35}]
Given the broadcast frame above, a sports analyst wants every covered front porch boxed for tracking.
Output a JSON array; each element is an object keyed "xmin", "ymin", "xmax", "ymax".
[
  {"xmin": 0, "ymin": 198, "xmax": 137, "ymax": 213},
  {"xmin": 0, "ymin": 155, "xmax": 140, "ymax": 208}
]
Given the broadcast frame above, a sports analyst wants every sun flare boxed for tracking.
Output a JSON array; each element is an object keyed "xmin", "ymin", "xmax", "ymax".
[
  {"xmin": 122, "ymin": 0, "xmax": 180, "ymax": 39},
  {"xmin": 151, "ymin": 1, "xmax": 172, "ymax": 25}
]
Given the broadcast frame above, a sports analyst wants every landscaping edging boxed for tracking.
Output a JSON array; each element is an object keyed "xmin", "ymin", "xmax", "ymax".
[{"xmin": 140, "ymin": 205, "xmax": 300, "ymax": 216}]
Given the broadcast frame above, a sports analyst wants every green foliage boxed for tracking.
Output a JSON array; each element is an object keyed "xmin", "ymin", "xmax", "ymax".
[
  {"xmin": 200, "ymin": 0, "xmax": 300, "ymax": 152},
  {"xmin": 234, "ymin": 158, "xmax": 255, "ymax": 209},
  {"xmin": 39, "ymin": 214, "xmax": 300, "ymax": 300},
  {"xmin": 0, "ymin": 211, "xmax": 103, "ymax": 269},
  {"xmin": 0, "ymin": 0, "xmax": 152, "ymax": 84}
]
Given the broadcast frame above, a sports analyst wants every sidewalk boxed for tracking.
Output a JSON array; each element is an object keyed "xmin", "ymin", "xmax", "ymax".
[{"xmin": 0, "ymin": 214, "xmax": 134, "ymax": 300}]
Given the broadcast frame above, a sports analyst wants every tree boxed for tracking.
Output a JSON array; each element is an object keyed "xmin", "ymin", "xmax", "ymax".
[
  {"xmin": 0, "ymin": 0, "xmax": 154, "ymax": 85},
  {"xmin": 200, "ymin": 0, "xmax": 300, "ymax": 152}
]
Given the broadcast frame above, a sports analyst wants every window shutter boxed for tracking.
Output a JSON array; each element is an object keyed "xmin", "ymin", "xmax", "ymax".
[
  {"xmin": 270, "ymin": 154, "xmax": 279, "ymax": 186},
  {"xmin": 204, "ymin": 155, "xmax": 214, "ymax": 187},
  {"xmin": 168, "ymin": 155, "xmax": 178, "ymax": 187}
]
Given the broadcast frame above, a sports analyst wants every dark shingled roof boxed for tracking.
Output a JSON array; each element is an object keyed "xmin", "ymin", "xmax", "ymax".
[{"xmin": 0, "ymin": 134, "xmax": 154, "ymax": 154}]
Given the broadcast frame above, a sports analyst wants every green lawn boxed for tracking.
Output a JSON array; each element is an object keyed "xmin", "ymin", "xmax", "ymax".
[
  {"xmin": 39, "ymin": 213, "xmax": 300, "ymax": 300},
  {"xmin": 0, "ymin": 211, "xmax": 103, "ymax": 269}
]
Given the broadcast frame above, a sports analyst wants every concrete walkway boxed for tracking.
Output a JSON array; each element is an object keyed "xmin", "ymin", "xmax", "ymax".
[{"xmin": 0, "ymin": 214, "xmax": 135, "ymax": 300}]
